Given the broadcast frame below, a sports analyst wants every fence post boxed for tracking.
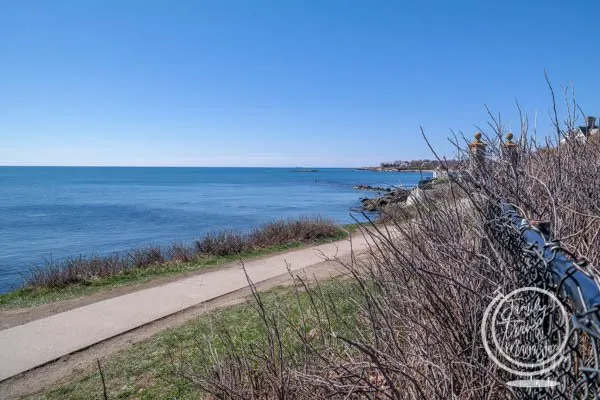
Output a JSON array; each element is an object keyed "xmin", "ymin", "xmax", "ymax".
[{"xmin": 468, "ymin": 132, "xmax": 487, "ymax": 172}]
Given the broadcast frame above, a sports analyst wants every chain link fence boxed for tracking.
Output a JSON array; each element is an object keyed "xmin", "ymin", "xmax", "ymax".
[{"xmin": 486, "ymin": 201, "xmax": 600, "ymax": 399}]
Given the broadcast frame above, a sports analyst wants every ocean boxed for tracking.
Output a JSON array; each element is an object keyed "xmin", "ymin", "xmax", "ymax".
[{"xmin": 0, "ymin": 167, "xmax": 429, "ymax": 293}]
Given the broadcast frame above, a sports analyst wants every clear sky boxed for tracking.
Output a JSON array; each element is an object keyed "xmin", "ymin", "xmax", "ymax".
[{"xmin": 1, "ymin": 0, "xmax": 598, "ymax": 167}]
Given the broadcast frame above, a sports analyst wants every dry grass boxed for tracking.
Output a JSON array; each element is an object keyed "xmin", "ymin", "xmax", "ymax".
[{"xmin": 24, "ymin": 217, "xmax": 344, "ymax": 290}]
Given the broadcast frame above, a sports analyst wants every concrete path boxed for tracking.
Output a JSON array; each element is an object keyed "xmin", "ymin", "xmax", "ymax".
[{"xmin": 0, "ymin": 234, "xmax": 374, "ymax": 382}]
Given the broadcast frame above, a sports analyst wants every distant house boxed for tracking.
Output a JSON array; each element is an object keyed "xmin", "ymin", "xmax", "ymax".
[
  {"xmin": 432, "ymin": 165, "xmax": 461, "ymax": 180},
  {"xmin": 562, "ymin": 116, "xmax": 599, "ymax": 143},
  {"xmin": 432, "ymin": 166, "xmax": 448, "ymax": 179}
]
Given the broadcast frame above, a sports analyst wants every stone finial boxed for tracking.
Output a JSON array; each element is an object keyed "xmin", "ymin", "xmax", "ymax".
[
  {"xmin": 504, "ymin": 132, "xmax": 517, "ymax": 147},
  {"xmin": 469, "ymin": 132, "xmax": 487, "ymax": 149}
]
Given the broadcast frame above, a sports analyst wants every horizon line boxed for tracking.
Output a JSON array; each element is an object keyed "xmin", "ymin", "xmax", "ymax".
[{"xmin": 0, "ymin": 164, "xmax": 364, "ymax": 169}]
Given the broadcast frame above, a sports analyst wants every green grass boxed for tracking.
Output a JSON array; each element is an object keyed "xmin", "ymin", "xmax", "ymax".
[
  {"xmin": 30, "ymin": 278, "xmax": 362, "ymax": 400},
  {"xmin": 0, "ymin": 231, "xmax": 350, "ymax": 310},
  {"xmin": 341, "ymin": 222, "xmax": 368, "ymax": 233}
]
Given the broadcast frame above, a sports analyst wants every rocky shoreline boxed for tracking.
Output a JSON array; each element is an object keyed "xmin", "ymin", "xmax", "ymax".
[
  {"xmin": 358, "ymin": 177, "xmax": 450, "ymax": 212},
  {"xmin": 360, "ymin": 187, "xmax": 411, "ymax": 211},
  {"xmin": 357, "ymin": 167, "xmax": 434, "ymax": 173},
  {"xmin": 353, "ymin": 184, "xmax": 393, "ymax": 192}
]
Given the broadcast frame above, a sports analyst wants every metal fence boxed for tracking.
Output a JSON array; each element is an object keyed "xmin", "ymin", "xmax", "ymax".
[{"xmin": 487, "ymin": 201, "xmax": 600, "ymax": 399}]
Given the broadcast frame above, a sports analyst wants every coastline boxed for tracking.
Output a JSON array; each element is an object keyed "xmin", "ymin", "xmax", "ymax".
[
  {"xmin": 357, "ymin": 167, "xmax": 435, "ymax": 173},
  {"xmin": 0, "ymin": 167, "xmax": 426, "ymax": 293},
  {"xmin": 0, "ymin": 168, "xmax": 426, "ymax": 301}
]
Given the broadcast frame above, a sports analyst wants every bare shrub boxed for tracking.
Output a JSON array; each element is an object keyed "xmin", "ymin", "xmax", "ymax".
[
  {"xmin": 166, "ymin": 189, "xmax": 509, "ymax": 399},
  {"xmin": 195, "ymin": 231, "xmax": 249, "ymax": 256},
  {"xmin": 26, "ymin": 255, "xmax": 129, "ymax": 288},
  {"xmin": 130, "ymin": 247, "xmax": 165, "ymax": 269},
  {"xmin": 473, "ymin": 124, "xmax": 600, "ymax": 270},
  {"xmin": 167, "ymin": 93, "xmax": 599, "ymax": 399},
  {"xmin": 248, "ymin": 216, "xmax": 342, "ymax": 247},
  {"xmin": 169, "ymin": 243, "xmax": 195, "ymax": 263},
  {"xmin": 22, "ymin": 217, "xmax": 344, "ymax": 290},
  {"xmin": 168, "ymin": 274, "xmax": 364, "ymax": 399}
]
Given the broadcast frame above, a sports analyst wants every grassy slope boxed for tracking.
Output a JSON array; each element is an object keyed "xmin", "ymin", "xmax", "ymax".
[
  {"xmin": 0, "ymin": 227, "xmax": 358, "ymax": 310},
  {"xmin": 29, "ymin": 278, "xmax": 361, "ymax": 400}
]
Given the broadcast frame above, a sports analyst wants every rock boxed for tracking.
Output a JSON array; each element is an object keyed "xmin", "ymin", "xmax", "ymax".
[
  {"xmin": 360, "ymin": 188, "xmax": 410, "ymax": 211},
  {"xmin": 405, "ymin": 188, "xmax": 423, "ymax": 207},
  {"xmin": 390, "ymin": 188, "xmax": 410, "ymax": 202},
  {"xmin": 360, "ymin": 181, "xmax": 452, "ymax": 213},
  {"xmin": 354, "ymin": 185, "xmax": 392, "ymax": 192},
  {"xmin": 361, "ymin": 199, "xmax": 378, "ymax": 211}
]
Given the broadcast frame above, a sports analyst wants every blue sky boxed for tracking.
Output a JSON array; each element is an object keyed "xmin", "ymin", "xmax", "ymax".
[{"xmin": 1, "ymin": 0, "xmax": 598, "ymax": 167}]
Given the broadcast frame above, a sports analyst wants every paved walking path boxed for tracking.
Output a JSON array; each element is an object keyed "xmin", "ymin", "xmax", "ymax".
[{"xmin": 0, "ymin": 234, "xmax": 374, "ymax": 382}]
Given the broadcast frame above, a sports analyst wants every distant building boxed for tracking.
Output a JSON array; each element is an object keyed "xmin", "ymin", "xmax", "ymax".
[
  {"xmin": 432, "ymin": 166, "xmax": 448, "ymax": 179},
  {"xmin": 562, "ymin": 116, "xmax": 599, "ymax": 143}
]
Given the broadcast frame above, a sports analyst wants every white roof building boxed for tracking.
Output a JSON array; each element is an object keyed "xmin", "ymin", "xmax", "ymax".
[{"xmin": 561, "ymin": 116, "xmax": 599, "ymax": 143}]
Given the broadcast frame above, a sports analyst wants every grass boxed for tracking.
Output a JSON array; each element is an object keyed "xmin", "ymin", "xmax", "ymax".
[
  {"xmin": 339, "ymin": 221, "xmax": 364, "ymax": 233},
  {"xmin": 0, "ymin": 230, "xmax": 353, "ymax": 310},
  {"xmin": 29, "ymin": 278, "xmax": 362, "ymax": 400},
  {"xmin": 0, "ymin": 242, "xmax": 295, "ymax": 310},
  {"xmin": 0, "ymin": 218, "xmax": 350, "ymax": 310}
]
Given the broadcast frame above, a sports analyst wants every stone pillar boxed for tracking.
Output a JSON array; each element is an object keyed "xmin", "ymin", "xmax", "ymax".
[
  {"xmin": 468, "ymin": 132, "xmax": 487, "ymax": 171},
  {"xmin": 502, "ymin": 132, "xmax": 518, "ymax": 167}
]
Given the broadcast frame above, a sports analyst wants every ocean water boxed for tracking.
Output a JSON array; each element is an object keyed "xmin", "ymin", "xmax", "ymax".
[{"xmin": 0, "ymin": 167, "xmax": 430, "ymax": 293}]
